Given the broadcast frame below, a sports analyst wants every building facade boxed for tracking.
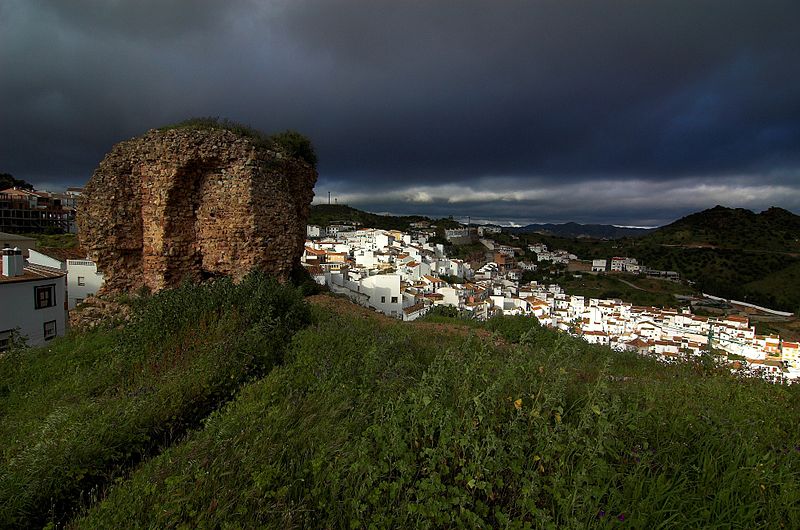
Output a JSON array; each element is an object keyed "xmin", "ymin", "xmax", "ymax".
[{"xmin": 0, "ymin": 248, "xmax": 67, "ymax": 350}]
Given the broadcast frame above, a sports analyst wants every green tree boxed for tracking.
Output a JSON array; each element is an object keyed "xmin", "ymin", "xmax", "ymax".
[{"xmin": 0, "ymin": 173, "xmax": 34, "ymax": 191}]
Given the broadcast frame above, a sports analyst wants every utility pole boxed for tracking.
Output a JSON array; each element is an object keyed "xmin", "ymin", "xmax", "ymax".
[{"xmin": 328, "ymin": 191, "xmax": 331, "ymax": 205}]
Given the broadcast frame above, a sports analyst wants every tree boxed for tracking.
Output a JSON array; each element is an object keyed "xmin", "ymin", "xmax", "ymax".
[{"xmin": 0, "ymin": 173, "xmax": 34, "ymax": 191}]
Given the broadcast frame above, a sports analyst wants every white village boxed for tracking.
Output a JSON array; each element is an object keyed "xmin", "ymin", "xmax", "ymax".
[
  {"xmin": 301, "ymin": 223, "xmax": 800, "ymax": 384},
  {"xmin": 1, "ymin": 186, "xmax": 797, "ymax": 384}
]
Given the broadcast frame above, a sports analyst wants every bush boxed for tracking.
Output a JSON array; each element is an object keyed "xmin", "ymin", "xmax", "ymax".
[
  {"xmin": 0, "ymin": 273, "xmax": 311, "ymax": 528},
  {"xmin": 158, "ymin": 117, "xmax": 317, "ymax": 167},
  {"xmin": 269, "ymin": 130, "xmax": 318, "ymax": 168},
  {"xmin": 484, "ymin": 314, "xmax": 540, "ymax": 343}
]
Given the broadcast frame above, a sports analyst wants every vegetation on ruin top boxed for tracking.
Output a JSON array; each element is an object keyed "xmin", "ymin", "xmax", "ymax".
[{"xmin": 157, "ymin": 117, "xmax": 318, "ymax": 168}]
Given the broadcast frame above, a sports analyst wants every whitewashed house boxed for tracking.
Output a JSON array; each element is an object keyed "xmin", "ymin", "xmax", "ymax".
[
  {"xmin": 66, "ymin": 257, "xmax": 104, "ymax": 307},
  {"xmin": 0, "ymin": 248, "xmax": 67, "ymax": 350},
  {"xmin": 360, "ymin": 274, "xmax": 403, "ymax": 317},
  {"xmin": 28, "ymin": 248, "xmax": 104, "ymax": 309},
  {"xmin": 306, "ymin": 225, "xmax": 324, "ymax": 238}
]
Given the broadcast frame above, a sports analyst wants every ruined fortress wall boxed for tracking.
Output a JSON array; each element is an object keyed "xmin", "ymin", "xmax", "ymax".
[{"xmin": 78, "ymin": 128, "xmax": 317, "ymax": 293}]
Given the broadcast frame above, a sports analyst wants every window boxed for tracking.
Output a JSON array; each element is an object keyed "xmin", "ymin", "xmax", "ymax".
[
  {"xmin": 381, "ymin": 296, "xmax": 386, "ymax": 303},
  {"xmin": 77, "ymin": 276, "xmax": 85, "ymax": 286},
  {"xmin": 44, "ymin": 320, "xmax": 57, "ymax": 341},
  {"xmin": 0, "ymin": 329, "xmax": 12, "ymax": 352},
  {"xmin": 391, "ymin": 296, "xmax": 398, "ymax": 303},
  {"xmin": 35, "ymin": 284, "xmax": 56, "ymax": 309}
]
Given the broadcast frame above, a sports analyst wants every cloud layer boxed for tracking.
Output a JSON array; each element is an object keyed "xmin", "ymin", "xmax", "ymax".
[{"xmin": 1, "ymin": 0, "xmax": 799, "ymax": 225}]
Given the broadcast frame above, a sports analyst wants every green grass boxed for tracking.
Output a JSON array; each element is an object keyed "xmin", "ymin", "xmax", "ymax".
[
  {"xmin": 0, "ymin": 273, "xmax": 310, "ymax": 527},
  {"xmin": 74, "ymin": 301, "xmax": 800, "ymax": 528},
  {"xmin": 743, "ymin": 261, "xmax": 800, "ymax": 314},
  {"xmin": 559, "ymin": 273, "xmax": 693, "ymax": 308},
  {"xmin": 23, "ymin": 232, "xmax": 78, "ymax": 248},
  {"xmin": 3, "ymin": 284, "xmax": 799, "ymax": 528}
]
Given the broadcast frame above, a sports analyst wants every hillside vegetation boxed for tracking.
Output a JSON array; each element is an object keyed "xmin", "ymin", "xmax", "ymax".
[
  {"xmin": 158, "ymin": 117, "xmax": 318, "ymax": 167},
  {"xmin": 0, "ymin": 274, "xmax": 310, "ymax": 527},
  {"xmin": 308, "ymin": 204, "xmax": 462, "ymax": 233},
  {"xmin": 559, "ymin": 273, "xmax": 694, "ymax": 308},
  {"xmin": 494, "ymin": 205, "xmax": 800, "ymax": 312},
  {"xmin": 1, "ymin": 282, "xmax": 799, "ymax": 528},
  {"xmin": 648, "ymin": 206, "xmax": 800, "ymax": 253}
]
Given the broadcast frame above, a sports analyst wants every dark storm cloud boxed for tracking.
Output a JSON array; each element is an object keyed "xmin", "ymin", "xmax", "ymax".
[{"xmin": 1, "ymin": 0, "xmax": 799, "ymax": 225}]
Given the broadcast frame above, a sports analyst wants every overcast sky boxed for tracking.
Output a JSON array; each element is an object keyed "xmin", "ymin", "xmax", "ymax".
[{"xmin": 1, "ymin": 0, "xmax": 799, "ymax": 226}]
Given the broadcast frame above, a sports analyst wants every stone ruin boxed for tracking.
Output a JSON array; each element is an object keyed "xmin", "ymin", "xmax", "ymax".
[{"xmin": 78, "ymin": 127, "xmax": 317, "ymax": 293}]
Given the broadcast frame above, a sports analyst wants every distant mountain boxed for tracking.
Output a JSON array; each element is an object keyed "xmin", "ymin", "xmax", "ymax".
[
  {"xmin": 512, "ymin": 222, "xmax": 652, "ymax": 239},
  {"xmin": 646, "ymin": 205, "xmax": 800, "ymax": 252}
]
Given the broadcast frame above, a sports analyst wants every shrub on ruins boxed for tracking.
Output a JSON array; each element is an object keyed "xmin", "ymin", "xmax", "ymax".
[{"xmin": 158, "ymin": 116, "xmax": 317, "ymax": 167}]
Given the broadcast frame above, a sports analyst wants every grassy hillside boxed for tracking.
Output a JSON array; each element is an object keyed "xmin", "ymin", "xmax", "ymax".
[
  {"xmin": 307, "ymin": 204, "xmax": 462, "ymax": 232},
  {"xmin": 0, "ymin": 274, "xmax": 310, "ymax": 527},
  {"xmin": 494, "ymin": 226, "xmax": 800, "ymax": 313},
  {"xmin": 647, "ymin": 206, "xmax": 800, "ymax": 253},
  {"xmin": 1, "ymin": 282, "xmax": 798, "ymax": 527},
  {"xmin": 742, "ymin": 261, "xmax": 800, "ymax": 313},
  {"xmin": 559, "ymin": 273, "xmax": 694, "ymax": 308},
  {"xmin": 308, "ymin": 204, "xmax": 428, "ymax": 231}
]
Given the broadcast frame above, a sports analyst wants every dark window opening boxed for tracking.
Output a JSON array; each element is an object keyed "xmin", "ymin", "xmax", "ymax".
[
  {"xmin": 35, "ymin": 284, "xmax": 55, "ymax": 309},
  {"xmin": 44, "ymin": 320, "xmax": 57, "ymax": 341}
]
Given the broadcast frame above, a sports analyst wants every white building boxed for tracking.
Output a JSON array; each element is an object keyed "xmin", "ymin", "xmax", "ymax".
[
  {"xmin": 591, "ymin": 259, "xmax": 607, "ymax": 272},
  {"xmin": 1, "ymin": 232, "xmax": 37, "ymax": 257},
  {"xmin": 28, "ymin": 248, "xmax": 104, "ymax": 309},
  {"xmin": 610, "ymin": 257, "xmax": 639, "ymax": 273},
  {"xmin": 306, "ymin": 225, "xmax": 324, "ymax": 238},
  {"xmin": 444, "ymin": 227, "xmax": 476, "ymax": 241},
  {"xmin": 477, "ymin": 226, "xmax": 501, "ymax": 236},
  {"xmin": 67, "ymin": 258, "xmax": 104, "ymax": 308},
  {"xmin": 0, "ymin": 248, "xmax": 67, "ymax": 350},
  {"xmin": 360, "ymin": 274, "xmax": 403, "ymax": 317}
]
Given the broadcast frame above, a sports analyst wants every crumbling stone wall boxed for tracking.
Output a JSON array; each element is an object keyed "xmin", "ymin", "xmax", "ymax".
[{"xmin": 78, "ymin": 128, "xmax": 317, "ymax": 293}]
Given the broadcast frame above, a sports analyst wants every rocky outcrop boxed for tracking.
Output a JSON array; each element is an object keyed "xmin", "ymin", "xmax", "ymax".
[{"xmin": 78, "ymin": 127, "xmax": 317, "ymax": 293}]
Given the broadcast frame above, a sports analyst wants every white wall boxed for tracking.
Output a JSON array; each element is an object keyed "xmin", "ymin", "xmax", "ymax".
[
  {"xmin": 66, "ymin": 260, "xmax": 104, "ymax": 309},
  {"xmin": 0, "ymin": 276, "xmax": 66, "ymax": 348},
  {"xmin": 437, "ymin": 286, "xmax": 462, "ymax": 308},
  {"xmin": 360, "ymin": 274, "xmax": 402, "ymax": 317},
  {"xmin": 354, "ymin": 250, "xmax": 377, "ymax": 268},
  {"xmin": 27, "ymin": 249, "xmax": 65, "ymax": 270}
]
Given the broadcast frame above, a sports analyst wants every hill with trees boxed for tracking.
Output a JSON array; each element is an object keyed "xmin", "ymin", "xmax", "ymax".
[
  {"xmin": 645, "ymin": 205, "xmax": 800, "ymax": 253},
  {"xmin": 307, "ymin": 204, "xmax": 462, "ymax": 232},
  {"xmin": 495, "ymin": 206, "xmax": 800, "ymax": 313},
  {"xmin": 1, "ymin": 278, "xmax": 798, "ymax": 528}
]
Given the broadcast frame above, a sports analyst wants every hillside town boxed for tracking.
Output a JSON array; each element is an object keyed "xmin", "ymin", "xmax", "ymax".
[
  {"xmin": 1, "ymin": 182, "xmax": 797, "ymax": 384},
  {"xmin": 302, "ymin": 223, "xmax": 800, "ymax": 383}
]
